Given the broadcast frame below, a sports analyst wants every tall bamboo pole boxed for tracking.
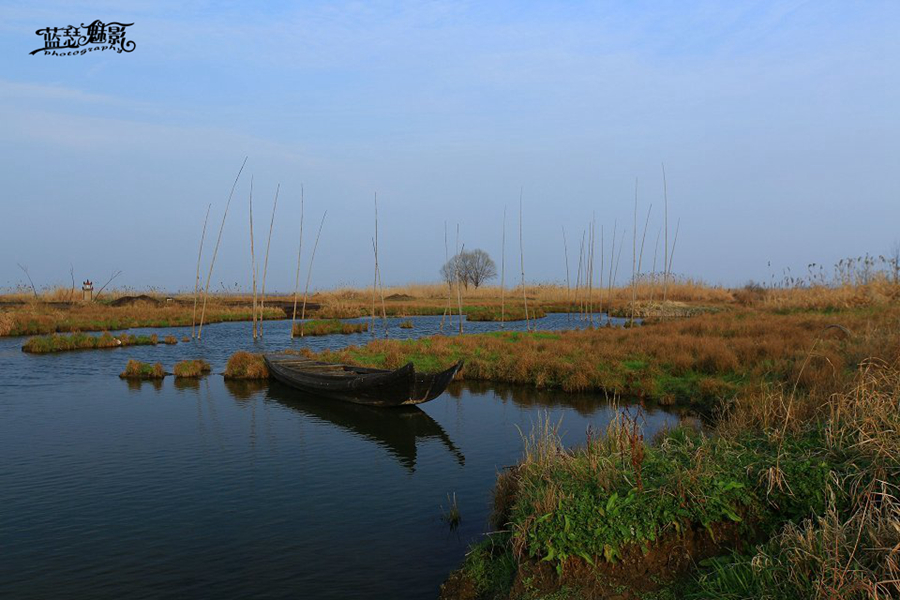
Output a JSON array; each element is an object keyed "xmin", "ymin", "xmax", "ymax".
[
  {"xmin": 191, "ymin": 203, "xmax": 211, "ymax": 339},
  {"xmin": 440, "ymin": 221, "xmax": 451, "ymax": 333},
  {"xmin": 290, "ymin": 185, "xmax": 305, "ymax": 339},
  {"xmin": 248, "ymin": 175, "xmax": 259, "ymax": 340},
  {"xmin": 598, "ymin": 225, "xmax": 604, "ymax": 322},
  {"xmin": 299, "ymin": 211, "xmax": 327, "ymax": 337},
  {"xmin": 562, "ymin": 226, "xmax": 570, "ymax": 324},
  {"xmin": 500, "ymin": 206, "xmax": 507, "ymax": 327},
  {"xmin": 613, "ymin": 227, "xmax": 625, "ymax": 292},
  {"xmin": 576, "ymin": 230, "xmax": 585, "ymax": 321},
  {"xmin": 374, "ymin": 193, "xmax": 387, "ymax": 337},
  {"xmin": 518, "ymin": 188, "xmax": 529, "ymax": 331},
  {"xmin": 662, "ymin": 163, "xmax": 669, "ymax": 304},
  {"xmin": 607, "ymin": 220, "xmax": 617, "ymax": 305},
  {"xmin": 667, "ymin": 218, "xmax": 681, "ymax": 283},
  {"xmin": 631, "ymin": 178, "xmax": 638, "ymax": 324},
  {"xmin": 588, "ymin": 214, "xmax": 595, "ymax": 327},
  {"xmin": 649, "ymin": 227, "xmax": 661, "ymax": 305},
  {"xmin": 259, "ymin": 183, "xmax": 279, "ymax": 339},
  {"xmin": 636, "ymin": 203, "xmax": 653, "ymax": 318},
  {"xmin": 198, "ymin": 156, "xmax": 247, "ymax": 340},
  {"xmin": 455, "ymin": 226, "xmax": 464, "ymax": 334}
]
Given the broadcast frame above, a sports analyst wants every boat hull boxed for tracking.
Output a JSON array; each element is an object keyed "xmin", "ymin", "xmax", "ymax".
[{"xmin": 263, "ymin": 354, "xmax": 462, "ymax": 407}]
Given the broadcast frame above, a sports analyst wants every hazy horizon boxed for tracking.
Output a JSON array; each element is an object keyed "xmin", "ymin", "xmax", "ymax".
[{"xmin": 1, "ymin": 1, "xmax": 898, "ymax": 294}]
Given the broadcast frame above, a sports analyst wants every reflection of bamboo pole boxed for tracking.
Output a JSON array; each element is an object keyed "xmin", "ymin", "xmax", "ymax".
[
  {"xmin": 518, "ymin": 189, "xmax": 529, "ymax": 331},
  {"xmin": 259, "ymin": 184, "xmax": 279, "ymax": 339},
  {"xmin": 562, "ymin": 226, "xmax": 570, "ymax": 324},
  {"xmin": 299, "ymin": 211, "xmax": 327, "ymax": 337},
  {"xmin": 290, "ymin": 185, "xmax": 304, "ymax": 339},
  {"xmin": 198, "ymin": 157, "xmax": 247, "ymax": 340},
  {"xmin": 191, "ymin": 203, "xmax": 211, "ymax": 339},
  {"xmin": 500, "ymin": 206, "xmax": 507, "ymax": 328},
  {"xmin": 249, "ymin": 175, "xmax": 259, "ymax": 340}
]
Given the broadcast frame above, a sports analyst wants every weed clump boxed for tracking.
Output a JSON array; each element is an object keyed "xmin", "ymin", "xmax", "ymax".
[
  {"xmin": 224, "ymin": 351, "xmax": 269, "ymax": 379},
  {"xmin": 119, "ymin": 359, "xmax": 165, "ymax": 379},
  {"xmin": 173, "ymin": 359, "xmax": 212, "ymax": 378},
  {"xmin": 399, "ymin": 319, "xmax": 414, "ymax": 329},
  {"xmin": 163, "ymin": 335, "xmax": 178, "ymax": 345}
]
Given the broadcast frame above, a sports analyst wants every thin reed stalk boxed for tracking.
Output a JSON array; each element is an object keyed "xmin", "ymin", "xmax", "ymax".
[
  {"xmin": 649, "ymin": 226, "xmax": 661, "ymax": 304},
  {"xmin": 191, "ymin": 203, "xmax": 211, "ymax": 339},
  {"xmin": 562, "ymin": 226, "xmax": 570, "ymax": 324},
  {"xmin": 290, "ymin": 184, "xmax": 304, "ymax": 339},
  {"xmin": 299, "ymin": 211, "xmax": 327, "ymax": 337},
  {"xmin": 519, "ymin": 189, "xmax": 530, "ymax": 330},
  {"xmin": 588, "ymin": 215, "xmax": 595, "ymax": 327},
  {"xmin": 636, "ymin": 202, "xmax": 652, "ymax": 318},
  {"xmin": 613, "ymin": 226, "xmax": 625, "ymax": 291},
  {"xmin": 501, "ymin": 206, "xmax": 507, "ymax": 327},
  {"xmin": 375, "ymin": 193, "xmax": 387, "ymax": 337},
  {"xmin": 440, "ymin": 221, "xmax": 451, "ymax": 333},
  {"xmin": 198, "ymin": 155, "xmax": 248, "ymax": 340},
  {"xmin": 259, "ymin": 183, "xmax": 279, "ymax": 339},
  {"xmin": 248, "ymin": 176, "xmax": 258, "ymax": 340},
  {"xmin": 455, "ymin": 226, "xmax": 464, "ymax": 334},
  {"xmin": 662, "ymin": 162, "xmax": 670, "ymax": 304},
  {"xmin": 598, "ymin": 225, "xmax": 604, "ymax": 321},
  {"xmin": 631, "ymin": 178, "xmax": 638, "ymax": 324}
]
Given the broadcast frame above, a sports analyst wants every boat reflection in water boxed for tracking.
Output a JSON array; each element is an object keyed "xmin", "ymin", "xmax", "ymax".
[{"xmin": 223, "ymin": 379, "xmax": 465, "ymax": 472}]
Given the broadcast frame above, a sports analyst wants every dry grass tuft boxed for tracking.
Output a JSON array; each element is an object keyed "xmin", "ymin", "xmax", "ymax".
[
  {"xmin": 173, "ymin": 359, "xmax": 212, "ymax": 378},
  {"xmin": 119, "ymin": 359, "xmax": 165, "ymax": 379},
  {"xmin": 223, "ymin": 351, "xmax": 269, "ymax": 379}
]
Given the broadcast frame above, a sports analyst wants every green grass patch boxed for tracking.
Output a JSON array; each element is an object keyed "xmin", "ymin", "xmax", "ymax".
[{"xmin": 23, "ymin": 332, "xmax": 159, "ymax": 353}]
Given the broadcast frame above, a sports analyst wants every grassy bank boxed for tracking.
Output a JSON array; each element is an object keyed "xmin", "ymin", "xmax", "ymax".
[
  {"xmin": 23, "ymin": 332, "xmax": 159, "ymax": 353},
  {"xmin": 0, "ymin": 300, "xmax": 285, "ymax": 337},
  {"xmin": 445, "ymin": 360, "xmax": 900, "ymax": 599},
  {"xmin": 435, "ymin": 302, "xmax": 899, "ymax": 599},
  {"xmin": 306, "ymin": 305, "xmax": 895, "ymax": 408},
  {"xmin": 293, "ymin": 319, "xmax": 369, "ymax": 336}
]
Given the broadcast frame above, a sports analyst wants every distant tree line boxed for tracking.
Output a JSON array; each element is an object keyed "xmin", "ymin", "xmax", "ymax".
[{"xmin": 440, "ymin": 249, "xmax": 497, "ymax": 289}]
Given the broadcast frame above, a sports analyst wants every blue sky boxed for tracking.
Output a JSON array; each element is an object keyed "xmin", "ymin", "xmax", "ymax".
[{"xmin": 1, "ymin": 1, "xmax": 898, "ymax": 292}]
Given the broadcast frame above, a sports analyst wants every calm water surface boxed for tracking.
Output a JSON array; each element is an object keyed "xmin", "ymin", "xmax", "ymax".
[{"xmin": 1, "ymin": 314, "xmax": 691, "ymax": 599}]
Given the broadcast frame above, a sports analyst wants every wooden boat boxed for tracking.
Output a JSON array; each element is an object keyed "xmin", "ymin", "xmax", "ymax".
[{"xmin": 262, "ymin": 353, "xmax": 463, "ymax": 407}]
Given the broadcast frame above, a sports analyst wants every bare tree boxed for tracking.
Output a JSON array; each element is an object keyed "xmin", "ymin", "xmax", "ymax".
[
  {"xmin": 439, "ymin": 249, "xmax": 497, "ymax": 289},
  {"xmin": 464, "ymin": 249, "xmax": 497, "ymax": 288}
]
